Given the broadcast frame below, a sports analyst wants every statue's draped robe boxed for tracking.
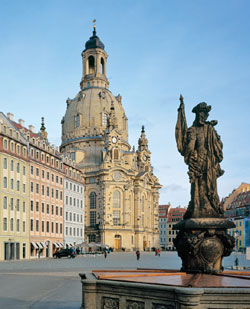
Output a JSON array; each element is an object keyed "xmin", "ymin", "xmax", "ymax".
[{"xmin": 176, "ymin": 105, "xmax": 224, "ymax": 219}]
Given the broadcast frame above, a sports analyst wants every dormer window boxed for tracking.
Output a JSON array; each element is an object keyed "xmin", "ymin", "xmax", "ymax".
[{"xmin": 70, "ymin": 152, "xmax": 76, "ymax": 161}]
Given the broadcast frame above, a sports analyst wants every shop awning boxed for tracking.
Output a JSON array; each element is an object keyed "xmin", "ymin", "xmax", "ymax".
[
  {"xmin": 36, "ymin": 242, "xmax": 43, "ymax": 249},
  {"xmin": 41, "ymin": 242, "xmax": 47, "ymax": 248},
  {"xmin": 58, "ymin": 242, "xmax": 64, "ymax": 248},
  {"xmin": 31, "ymin": 242, "xmax": 38, "ymax": 249},
  {"xmin": 53, "ymin": 242, "xmax": 59, "ymax": 248}
]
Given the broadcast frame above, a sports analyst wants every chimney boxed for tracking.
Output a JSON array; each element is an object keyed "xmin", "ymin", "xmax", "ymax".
[
  {"xmin": 29, "ymin": 125, "xmax": 35, "ymax": 133},
  {"xmin": 7, "ymin": 113, "xmax": 14, "ymax": 121},
  {"xmin": 18, "ymin": 119, "xmax": 25, "ymax": 127}
]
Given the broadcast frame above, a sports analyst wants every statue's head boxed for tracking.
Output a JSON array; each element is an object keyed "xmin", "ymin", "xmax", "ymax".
[{"xmin": 192, "ymin": 102, "xmax": 211, "ymax": 125}]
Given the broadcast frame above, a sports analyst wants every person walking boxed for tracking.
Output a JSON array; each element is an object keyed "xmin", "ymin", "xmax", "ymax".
[
  {"xmin": 157, "ymin": 248, "xmax": 161, "ymax": 256},
  {"xmin": 104, "ymin": 250, "xmax": 107, "ymax": 259},
  {"xmin": 136, "ymin": 250, "xmax": 140, "ymax": 260}
]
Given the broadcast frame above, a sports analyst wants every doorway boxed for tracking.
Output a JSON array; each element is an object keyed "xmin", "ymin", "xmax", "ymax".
[{"xmin": 114, "ymin": 235, "xmax": 121, "ymax": 250}]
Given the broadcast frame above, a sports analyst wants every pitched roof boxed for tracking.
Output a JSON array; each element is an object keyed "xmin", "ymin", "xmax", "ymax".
[
  {"xmin": 167, "ymin": 207, "xmax": 186, "ymax": 222},
  {"xmin": 159, "ymin": 204, "xmax": 171, "ymax": 218},
  {"xmin": 226, "ymin": 190, "xmax": 250, "ymax": 210},
  {"xmin": 11, "ymin": 121, "xmax": 41, "ymax": 139}
]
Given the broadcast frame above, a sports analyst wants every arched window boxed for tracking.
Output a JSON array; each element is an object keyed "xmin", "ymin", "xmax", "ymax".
[
  {"xmin": 100, "ymin": 57, "xmax": 104, "ymax": 74},
  {"xmin": 113, "ymin": 190, "xmax": 121, "ymax": 208},
  {"xmin": 89, "ymin": 192, "xmax": 96, "ymax": 209},
  {"xmin": 88, "ymin": 56, "xmax": 95, "ymax": 75},
  {"xmin": 3, "ymin": 196, "xmax": 7, "ymax": 209},
  {"xmin": 3, "ymin": 139, "xmax": 8, "ymax": 150}
]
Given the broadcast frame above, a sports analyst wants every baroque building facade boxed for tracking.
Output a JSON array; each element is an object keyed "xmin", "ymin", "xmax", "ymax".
[
  {"xmin": 0, "ymin": 112, "xmax": 30, "ymax": 260},
  {"xmin": 0, "ymin": 111, "xmax": 84, "ymax": 260},
  {"xmin": 60, "ymin": 25, "xmax": 161, "ymax": 251},
  {"xmin": 63, "ymin": 155, "xmax": 84, "ymax": 249},
  {"xmin": 159, "ymin": 204, "xmax": 171, "ymax": 250}
]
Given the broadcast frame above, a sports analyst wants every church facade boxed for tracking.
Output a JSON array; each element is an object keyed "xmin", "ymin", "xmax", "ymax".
[{"xmin": 60, "ymin": 25, "xmax": 161, "ymax": 251}]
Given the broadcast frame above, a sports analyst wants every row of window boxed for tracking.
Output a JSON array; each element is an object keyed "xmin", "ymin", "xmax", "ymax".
[
  {"xmin": 2, "ymin": 177, "xmax": 26, "ymax": 192},
  {"xmin": 30, "ymin": 166, "xmax": 63, "ymax": 184},
  {"xmin": 2, "ymin": 138, "xmax": 27, "ymax": 157},
  {"xmin": 3, "ymin": 217, "xmax": 26, "ymax": 232},
  {"xmin": 30, "ymin": 147, "xmax": 61, "ymax": 169},
  {"xmin": 65, "ymin": 212, "xmax": 83, "ymax": 223},
  {"xmin": 65, "ymin": 181, "xmax": 83, "ymax": 193},
  {"xmin": 89, "ymin": 191, "xmax": 122, "ymax": 209},
  {"xmin": 89, "ymin": 210, "xmax": 121, "ymax": 226},
  {"xmin": 89, "ymin": 191, "xmax": 147, "ymax": 213},
  {"xmin": 65, "ymin": 196, "xmax": 83, "ymax": 208},
  {"xmin": 2, "ymin": 158, "xmax": 26, "ymax": 174},
  {"xmin": 2, "ymin": 137, "xmax": 81, "ymax": 181},
  {"xmin": 168, "ymin": 230, "xmax": 178, "ymax": 235},
  {"xmin": 65, "ymin": 227, "xmax": 83, "ymax": 237},
  {"xmin": 2, "ymin": 159, "xmax": 82, "ymax": 188},
  {"xmin": 3, "ymin": 197, "xmax": 26, "ymax": 212},
  {"xmin": 30, "ymin": 147, "xmax": 81, "ymax": 180},
  {"xmin": 30, "ymin": 201, "xmax": 62, "ymax": 216},
  {"xmin": 30, "ymin": 182, "xmax": 63, "ymax": 199},
  {"xmin": 30, "ymin": 219, "xmax": 62, "ymax": 234}
]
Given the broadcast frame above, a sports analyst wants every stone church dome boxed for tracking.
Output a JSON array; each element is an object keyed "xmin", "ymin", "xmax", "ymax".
[
  {"xmin": 61, "ymin": 88, "xmax": 128, "ymax": 145},
  {"xmin": 60, "ymin": 25, "xmax": 130, "ymax": 166}
]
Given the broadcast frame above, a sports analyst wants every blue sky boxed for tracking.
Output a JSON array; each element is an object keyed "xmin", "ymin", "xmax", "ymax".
[{"xmin": 0, "ymin": 0, "xmax": 249, "ymax": 207}]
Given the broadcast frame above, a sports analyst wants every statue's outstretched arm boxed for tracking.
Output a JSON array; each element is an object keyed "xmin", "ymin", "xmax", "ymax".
[{"xmin": 175, "ymin": 94, "xmax": 188, "ymax": 156}]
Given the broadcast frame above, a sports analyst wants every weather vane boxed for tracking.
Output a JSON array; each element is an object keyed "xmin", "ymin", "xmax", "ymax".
[{"xmin": 93, "ymin": 19, "xmax": 96, "ymax": 30}]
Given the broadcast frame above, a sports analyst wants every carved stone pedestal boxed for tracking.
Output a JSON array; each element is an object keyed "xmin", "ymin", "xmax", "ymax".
[{"xmin": 173, "ymin": 218, "xmax": 235, "ymax": 274}]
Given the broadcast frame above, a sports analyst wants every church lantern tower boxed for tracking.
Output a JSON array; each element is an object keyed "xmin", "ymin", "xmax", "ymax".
[
  {"xmin": 60, "ymin": 23, "xmax": 161, "ymax": 250},
  {"xmin": 80, "ymin": 21, "xmax": 109, "ymax": 90}
]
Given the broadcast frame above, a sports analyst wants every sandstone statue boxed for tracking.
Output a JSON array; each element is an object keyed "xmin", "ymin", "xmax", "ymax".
[
  {"xmin": 174, "ymin": 95, "xmax": 235, "ymax": 273},
  {"xmin": 175, "ymin": 95, "xmax": 224, "ymax": 219}
]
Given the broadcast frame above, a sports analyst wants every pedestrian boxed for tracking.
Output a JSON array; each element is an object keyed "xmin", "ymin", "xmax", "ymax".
[
  {"xmin": 136, "ymin": 250, "xmax": 140, "ymax": 260},
  {"xmin": 157, "ymin": 248, "xmax": 160, "ymax": 256},
  {"xmin": 104, "ymin": 250, "xmax": 107, "ymax": 259},
  {"xmin": 155, "ymin": 249, "xmax": 158, "ymax": 256}
]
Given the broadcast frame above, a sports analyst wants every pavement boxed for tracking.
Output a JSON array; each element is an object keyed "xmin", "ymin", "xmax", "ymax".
[{"xmin": 0, "ymin": 251, "xmax": 248, "ymax": 308}]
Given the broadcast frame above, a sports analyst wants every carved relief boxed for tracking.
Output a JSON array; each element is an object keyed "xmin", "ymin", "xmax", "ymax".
[
  {"xmin": 126, "ymin": 300, "xmax": 145, "ymax": 309},
  {"xmin": 174, "ymin": 229, "xmax": 235, "ymax": 273},
  {"xmin": 113, "ymin": 171, "xmax": 122, "ymax": 181},
  {"xmin": 102, "ymin": 297, "xmax": 119, "ymax": 309}
]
